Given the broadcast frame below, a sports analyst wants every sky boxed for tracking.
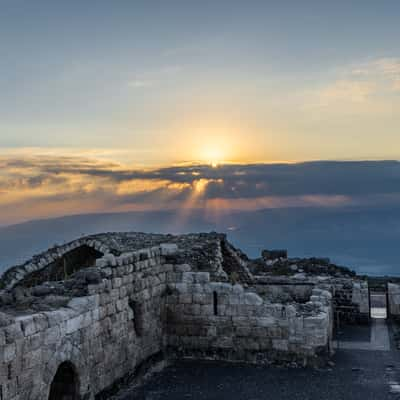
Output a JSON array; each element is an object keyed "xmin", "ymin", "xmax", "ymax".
[{"xmin": 1, "ymin": 1, "xmax": 400, "ymax": 226}]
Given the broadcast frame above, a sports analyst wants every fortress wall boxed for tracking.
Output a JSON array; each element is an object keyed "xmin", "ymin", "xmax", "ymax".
[
  {"xmin": 251, "ymin": 283, "xmax": 314, "ymax": 304},
  {"xmin": 0, "ymin": 237, "xmax": 350, "ymax": 400},
  {"xmin": 388, "ymin": 283, "xmax": 400, "ymax": 318},
  {"xmin": 0, "ymin": 247, "xmax": 170, "ymax": 400},
  {"xmin": 165, "ymin": 269, "xmax": 333, "ymax": 366},
  {"xmin": 331, "ymin": 280, "xmax": 370, "ymax": 324}
]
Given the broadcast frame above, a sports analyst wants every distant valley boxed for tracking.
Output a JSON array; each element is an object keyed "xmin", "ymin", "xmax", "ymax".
[{"xmin": 1, "ymin": 206, "xmax": 399, "ymax": 276}]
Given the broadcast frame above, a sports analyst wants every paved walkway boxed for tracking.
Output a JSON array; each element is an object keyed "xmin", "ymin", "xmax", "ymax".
[
  {"xmin": 115, "ymin": 319, "xmax": 400, "ymax": 400},
  {"xmin": 334, "ymin": 319, "xmax": 391, "ymax": 351}
]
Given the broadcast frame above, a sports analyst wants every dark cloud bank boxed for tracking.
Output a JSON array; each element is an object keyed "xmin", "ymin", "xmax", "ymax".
[{"xmin": 1, "ymin": 160, "xmax": 400, "ymax": 276}]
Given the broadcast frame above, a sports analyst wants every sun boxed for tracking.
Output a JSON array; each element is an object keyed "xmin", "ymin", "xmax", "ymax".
[{"xmin": 200, "ymin": 146, "xmax": 225, "ymax": 167}]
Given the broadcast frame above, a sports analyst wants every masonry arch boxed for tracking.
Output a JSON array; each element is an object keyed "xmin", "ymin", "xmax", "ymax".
[
  {"xmin": 48, "ymin": 361, "xmax": 80, "ymax": 400},
  {"xmin": 18, "ymin": 244, "xmax": 104, "ymax": 288}
]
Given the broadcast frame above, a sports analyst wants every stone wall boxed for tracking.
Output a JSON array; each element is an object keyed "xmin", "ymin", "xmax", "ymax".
[
  {"xmin": 251, "ymin": 277, "xmax": 370, "ymax": 326},
  {"xmin": 251, "ymin": 283, "xmax": 314, "ymax": 304},
  {"xmin": 331, "ymin": 279, "xmax": 370, "ymax": 324},
  {"xmin": 388, "ymin": 283, "xmax": 400, "ymax": 318},
  {"xmin": 165, "ymin": 269, "xmax": 333, "ymax": 366},
  {"xmin": 0, "ymin": 246, "xmax": 170, "ymax": 400},
  {"xmin": 0, "ymin": 234, "xmax": 338, "ymax": 399}
]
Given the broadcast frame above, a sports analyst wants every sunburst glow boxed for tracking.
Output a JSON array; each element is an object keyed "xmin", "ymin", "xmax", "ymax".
[{"xmin": 199, "ymin": 146, "xmax": 225, "ymax": 167}]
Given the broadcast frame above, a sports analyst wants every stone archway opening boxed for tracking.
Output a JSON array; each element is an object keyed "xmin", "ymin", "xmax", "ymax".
[
  {"xmin": 19, "ymin": 245, "xmax": 104, "ymax": 288},
  {"xmin": 48, "ymin": 361, "xmax": 79, "ymax": 400}
]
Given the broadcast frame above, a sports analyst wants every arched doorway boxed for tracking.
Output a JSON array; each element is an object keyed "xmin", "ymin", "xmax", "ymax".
[{"xmin": 48, "ymin": 362, "xmax": 79, "ymax": 400}]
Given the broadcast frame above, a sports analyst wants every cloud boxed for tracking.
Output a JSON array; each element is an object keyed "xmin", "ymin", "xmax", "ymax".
[
  {"xmin": 309, "ymin": 57, "xmax": 400, "ymax": 111},
  {"xmin": 352, "ymin": 58, "xmax": 400, "ymax": 91},
  {"xmin": 1, "ymin": 154, "xmax": 400, "ymax": 225},
  {"xmin": 318, "ymin": 80, "xmax": 375, "ymax": 104}
]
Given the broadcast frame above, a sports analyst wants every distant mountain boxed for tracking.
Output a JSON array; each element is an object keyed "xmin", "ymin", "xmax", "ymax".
[{"xmin": 1, "ymin": 206, "xmax": 399, "ymax": 276}]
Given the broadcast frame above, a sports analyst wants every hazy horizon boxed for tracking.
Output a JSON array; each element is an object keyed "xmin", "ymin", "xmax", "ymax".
[{"xmin": 1, "ymin": 202, "xmax": 400, "ymax": 277}]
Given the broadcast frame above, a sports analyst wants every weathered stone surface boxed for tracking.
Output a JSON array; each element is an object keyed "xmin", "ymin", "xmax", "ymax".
[
  {"xmin": 160, "ymin": 243, "xmax": 179, "ymax": 256},
  {"xmin": 0, "ymin": 231, "xmax": 365, "ymax": 399},
  {"xmin": 388, "ymin": 283, "xmax": 400, "ymax": 317}
]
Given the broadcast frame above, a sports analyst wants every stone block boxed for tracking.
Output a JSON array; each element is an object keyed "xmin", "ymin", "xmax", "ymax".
[
  {"xmin": 272, "ymin": 339, "xmax": 289, "ymax": 351},
  {"xmin": 257, "ymin": 317, "xmax": 276, "ymax": 328},
  {"xmin": 65, "ymin": 314, "xmax": 84, "ymax": 334},
  {"xmin": 175, "ymin": 264, "xmax": 191, "ymax": 273},
  {"xmin": 180, "ymin": 294, "xmax": 192, "ymax": 304},
  {"xmin": 160, "ymin": 243, "xmax": 179, "ymax": 256},
  {"xmin": 18, "ymin": 316, "xmax": 37, "ymax": 337},
  {"xmin": 243, "ymin": 292, "xmax": 263, "ymax": 306},
  {"xmin": 3, "ymin": 343, "xmax": 16, "ymax": 362},
  {"xmin": 22, "ymin": 348, "xmax": 41, "ymax": 369},
  {"xmin": 181, "ymin": 272, "xmax": 196, "ymax": 284},
  {"xmin": 4, "ymin": 323, "xmax": 23, "ymax": 344},
  {"xmin": 194, "ymin": 272, "xmax": 210, "ymax": 284}
]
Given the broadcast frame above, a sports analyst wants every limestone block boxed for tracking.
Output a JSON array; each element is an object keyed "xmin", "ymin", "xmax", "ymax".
[
  {"xmin": 228, "ymin": 294, "xmax": 241, "ymax": 305},
  {"xmin": 65, "ymin": 314, "xmax": 85, "ymax": 334},
  {"xmin": 3, "ymin": 342, "xmax": 16, "ymax": 362},
  {"xmin": 194, "ymin": 272, "xmax": 210, "ymax": 284},
  {"xmin": 112, "ymin": 277, "xmax": 123, "ymax": 289},
  {"xmin": 359, "ymin": 290, "xmax": 370, "ymax": 314},
  {"xmin": 67, "ymin": 297, "xmax": 92, "ymax": 313},
  {"xmin": 32, "ymin": 314, "xmax": 48, "ymax": 332},
  {"xmin": 119, "ymin": 286, "xmax": 128, "ymax": 298},
  {"xmin": 213, "ymin": 336, "xmax": 233, "ymax": 348},
  {"xmin": 307, "ymin": 334, "xmax": 328, "ymax": 347},
  {"xmin": 181, "ymin": 272, "xmax": 196, "ymax": 284},
  {"xmin": 0, "ymin": 330, "xmax": 5, "ymax": 347},
  {"xmin": 232, "ymin": 284, "xmax": 244, "ymax": 294},
  {"xmin": 288, "ymin": 335, "xmax": 305, "ymax": 345},
  {"xmin": 257, "ymin": 317, "xmax": 276, "ymax": 328},
  {"xmin": 207, "ymin": 326, "xmax": 217, "ymax": 336},
  {"xmin": 93, "ymin": 257, "xmax": 109, "ymax": 269},
  {"xmin": 17, "ymin": 316, "xmax": 37, "ymax": 337},
  {"xmin": 110, "ymin": 288, "xmax": 120, "ymax": 299},
  {"xmin": 116, "ymin": 298, "xmax": 128, "ymax": 312},
  {"xmin": 243, "ymin": 292, "xmax": 263, "ymax": 306},
  {"xmin": 160, "ymin": 243, "xmax": 179, "ymax": 255},
  {"xmin": 200, "ymin": 305, "xmax": 213, "ymax": 315},
  {"xmin": 304, "ymin": 314, "xmax": 328, "ymax": 331},
  {"xmin": 22, "ymin": 348, "xmax": 41, "ymax": 369},
  {"xmin": 24, "ymin": 263, "xmax": 36, "ymax": 273},
  {"xmin": 4, "ymin": 323, "xmax": 23, "ymax": 344},
  {"xmin": 272, "ymin": 339, "xmax": 289, "ymax": 351},
  {"xmin": 2, "ymin": 377, "xmax": 17, "ymax": 399},
  {"xmin": 175, "ymin": 264, "xmax": 191, "ymax": 273},
  {"xmin": 232, "ymin": 316, "xmax": 250, "ymax": 327},
  {"xmin": 193, "ymin": 293, "xmax": 208, "ymax": 305},
  {"xmin": 175, "ymin": 283, "xmax": 189, "ymax": 293},
  {"xmin": 208, "ymin": 282, "xmax": 231, "ymax": 294},
  {"xmin": 43, "ymin": 326, "xmax": 60, "ymax": 346},
  {"xmin": 179, "ymin": 293, "xmax": 192, "ymax": 304},
  {"xmin": 141, "ymin": 289, "xmax": 151, "ymax": 300},
  {"xmin": 104, "ymin": 253, "xmax": 117, "ymax": 266}
]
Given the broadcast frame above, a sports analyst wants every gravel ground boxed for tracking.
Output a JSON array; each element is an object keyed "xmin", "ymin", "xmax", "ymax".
[{"xmin": 115, "ymin": 322, "xmax": 400, "ymax": 400}]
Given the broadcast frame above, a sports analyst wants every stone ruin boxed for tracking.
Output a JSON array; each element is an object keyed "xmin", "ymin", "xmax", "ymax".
[{"xmin": 0, "ymin": 232, "xmax": 370, "ymax": 400}]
